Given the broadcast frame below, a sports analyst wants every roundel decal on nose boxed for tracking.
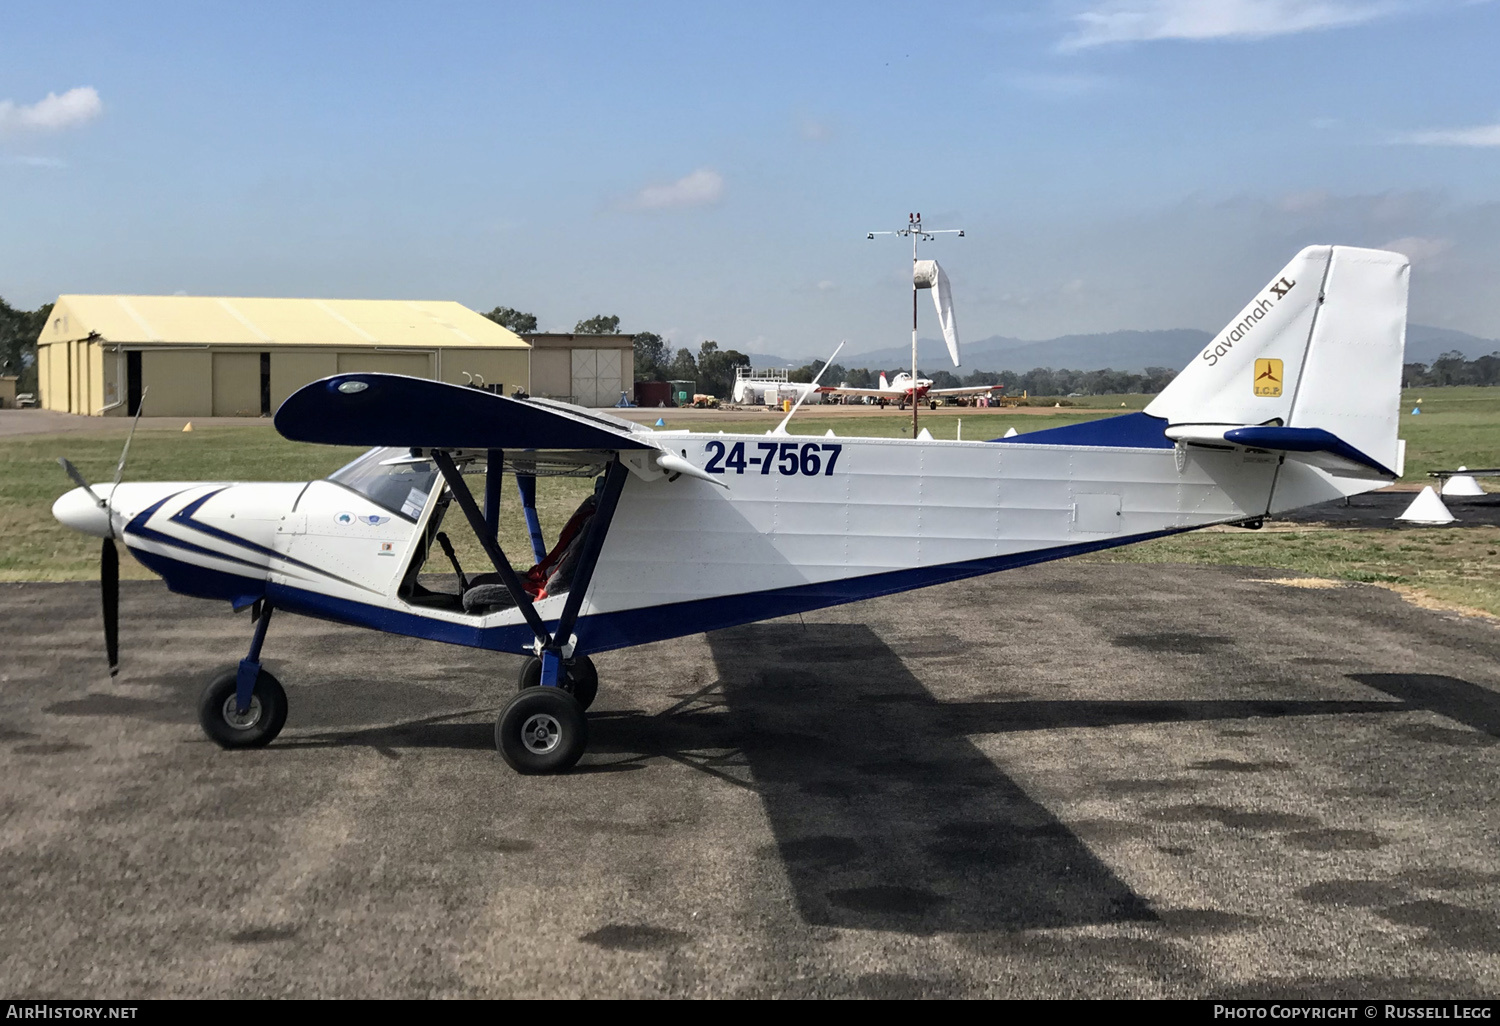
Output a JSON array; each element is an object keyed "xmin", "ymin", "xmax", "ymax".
[{"xmin": 335, "ymin": 511, "xmax": 391, "ymax": 526}]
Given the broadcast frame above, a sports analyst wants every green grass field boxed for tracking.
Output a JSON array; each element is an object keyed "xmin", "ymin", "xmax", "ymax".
[{"xmin": 6, "ymin": 387, "xmax": 1499, "ymax": 616}]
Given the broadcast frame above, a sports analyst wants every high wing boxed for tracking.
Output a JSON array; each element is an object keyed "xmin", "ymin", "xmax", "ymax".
[
  {"xmin": 817, "ymin": 385, "xmax": 905, "ymax": 399},
  {"xmin": 925, "ymin": 384, "xmax": 1003, "ymax": 397},
  {"xmin": 276, "ymin": 373, "xmax": 658, "ymax": 452}
]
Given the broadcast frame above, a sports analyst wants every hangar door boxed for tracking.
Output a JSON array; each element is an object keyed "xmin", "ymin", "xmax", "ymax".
[
  {"xmin": 570, "ymin": 348, "xmax": 621, "ymax": 407},
  {"xmin": 212, "ymin": 352, "xmax": 262, "ymax": 416},
  {"xmin": 336, "ymin": 352, "xmax": 432, "ymax": 379}
]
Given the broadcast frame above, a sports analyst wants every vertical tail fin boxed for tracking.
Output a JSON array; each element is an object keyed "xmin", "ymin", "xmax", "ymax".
[{"xmin": 1146, "ymin": 245, "xmax": 1409, "ymax": 474}]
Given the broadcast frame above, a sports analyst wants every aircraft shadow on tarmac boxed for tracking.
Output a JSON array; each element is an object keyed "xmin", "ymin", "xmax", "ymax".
[
  {"xmin": 278, "ymin": 627, "xmax": 1480, "ymax": 936},
  {"xmin": 600, "ymin": 623, "xmax": 1407, "ymax": 936}
]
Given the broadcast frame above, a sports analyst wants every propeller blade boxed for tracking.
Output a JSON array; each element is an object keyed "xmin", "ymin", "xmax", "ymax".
[
  {"xmin": 102, "ymin": 537, "xmax": 120, "ymax": 677},
  {"xmin": 58, "ymin": 457, "xmax": 106, "ymax": 508}
]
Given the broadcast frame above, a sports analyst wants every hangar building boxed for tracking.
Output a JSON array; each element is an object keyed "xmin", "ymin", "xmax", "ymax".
[
  {"xmin": 37, "ymin": 295, "xmax": 531, "ymax": 417},
  {"xmin": 524, "ymin": 333, "xmax": 635, "ymax": 407}
]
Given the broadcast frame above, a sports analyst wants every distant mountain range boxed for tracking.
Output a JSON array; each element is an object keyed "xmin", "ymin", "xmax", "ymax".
[{"xmin": 741, "ymin": 324, "xmax": 1499, "ymax": 374}]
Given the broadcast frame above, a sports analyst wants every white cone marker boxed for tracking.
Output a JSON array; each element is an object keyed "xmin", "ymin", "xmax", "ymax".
[{"xmin": 1397, "ymin": 486, "xmax": 1456, "ymax": 525}]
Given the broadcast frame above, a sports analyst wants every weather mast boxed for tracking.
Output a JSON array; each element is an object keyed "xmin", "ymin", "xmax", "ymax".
[{"xmin": 867, "ymin": 212, "xmax": 964, "ymax": 436}]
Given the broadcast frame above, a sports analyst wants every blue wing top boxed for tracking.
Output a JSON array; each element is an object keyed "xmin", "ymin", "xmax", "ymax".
[{"xmin": 275, "ymin": 374, "xmax": 656, "ymax": 451}]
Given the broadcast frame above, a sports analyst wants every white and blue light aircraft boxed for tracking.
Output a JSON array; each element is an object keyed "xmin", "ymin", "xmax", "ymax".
[{"xmin": 52, "ymin": 245, "xmax": 1410, "ymax": 774}]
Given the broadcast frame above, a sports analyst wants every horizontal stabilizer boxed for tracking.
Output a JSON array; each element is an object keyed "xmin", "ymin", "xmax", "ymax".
[
  {"xmin": 1165, "ymin": 423, "xmax": 1397, "ymax": 479},
  {"xmin": 275, "ymin": 374, "xmax": 656, "ymax": 451}
]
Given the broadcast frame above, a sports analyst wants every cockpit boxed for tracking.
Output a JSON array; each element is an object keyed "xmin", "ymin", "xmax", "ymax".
[{"xmin": 327, "ymin": 447, "xmax": 439, "ymax": 521}]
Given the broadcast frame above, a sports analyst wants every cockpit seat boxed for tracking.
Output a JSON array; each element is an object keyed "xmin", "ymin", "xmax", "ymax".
[
  {"xmin": 460, "ymin": 493, "xmax": 599, "ymax": 614},
  {"xmin": 460, "ymin": 578, "xmax": 518, "ymax": 614}
]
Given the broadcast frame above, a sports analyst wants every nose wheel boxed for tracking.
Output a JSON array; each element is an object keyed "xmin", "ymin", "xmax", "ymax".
[{"xmin": 198, "ymin": 667, "xmax": 287, "ymax": 748}]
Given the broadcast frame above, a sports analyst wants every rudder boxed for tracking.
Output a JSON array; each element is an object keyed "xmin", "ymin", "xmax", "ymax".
[{"xmin": 1146, "ymin": 245, "xmax": 1409, "ymax": 474}]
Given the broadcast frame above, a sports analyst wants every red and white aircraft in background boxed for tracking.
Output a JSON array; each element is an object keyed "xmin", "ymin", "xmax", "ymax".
[{"xmin": 819, "ymin": 371, "xmax": 1004, "ymax": 409}]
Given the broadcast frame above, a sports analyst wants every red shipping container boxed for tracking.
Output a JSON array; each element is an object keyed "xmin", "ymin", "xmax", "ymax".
[{"xmin": 634, "ymin": 381, "xmax": 673, "ymax": 407}]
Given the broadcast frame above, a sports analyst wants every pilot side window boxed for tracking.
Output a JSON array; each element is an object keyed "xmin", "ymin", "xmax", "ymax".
[{"xmin": 328, "ymin": 447, "xmax": 439, "ymax": 522}]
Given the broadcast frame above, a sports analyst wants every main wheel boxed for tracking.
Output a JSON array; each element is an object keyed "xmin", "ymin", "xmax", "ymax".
[
  {"xmin": 928, "ymin": 400, "xmax": 937, "ymax": 410},
  {"xmin": 495, "ymin": 687, "xmax": 588, "ymax": 774},
  {"xmin": 198, "ymin": 667, "xmax": 287, "ymax": 749},
  {"xmin": 517, "ymin": 654, "xmax": 599, "ymax": 710}
]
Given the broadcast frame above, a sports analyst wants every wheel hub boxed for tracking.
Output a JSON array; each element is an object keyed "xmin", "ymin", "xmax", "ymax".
[
  {"xmin": 520, "ymin": 713, "xmax": 561, "ymax": 755},
  {"xmin": 221, "ymin": 694, "xmax": 263, "ymax": 730}
]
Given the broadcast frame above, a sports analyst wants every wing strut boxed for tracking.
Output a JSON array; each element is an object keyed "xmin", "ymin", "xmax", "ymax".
[
  {"xmin": 515, "ymin": 471, "xmax": 548, "ymax": 564},
  {"xmin": 484, "ymin": 449, "xmax": 504, "ymax": 542},
  {"xmin": 430, "ymin": 450, "xmax": 550, "ymax": 647},
  {"xmin": 552, "ymin": 458, "xmax": 629, "ymax": 651}
]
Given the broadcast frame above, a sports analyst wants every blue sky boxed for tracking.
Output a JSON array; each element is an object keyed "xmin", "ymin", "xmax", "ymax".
[{"xmin": 2, "ymin": 1, "xmax": 1498, "ymax": 358}]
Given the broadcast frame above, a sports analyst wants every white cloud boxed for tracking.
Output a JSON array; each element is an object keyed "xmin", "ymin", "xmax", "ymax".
[
  {"xmin": 1380, "ymin": 235, "xmax": 1452, "ymax": 262},
  {"xmin": 624, "ymin": 168, "xmax": 725, "ymax": 212},
  {"xmin": 0, "ymin": 87, "xmax": 103, "ymax": 134},
  {"xmin": 1397, "ymin": 122, "xmax": 1500, "ymax": 146},
  {"xmin": 1059, "ymin": 0, "xmax": 1396, "ymax": 50}
]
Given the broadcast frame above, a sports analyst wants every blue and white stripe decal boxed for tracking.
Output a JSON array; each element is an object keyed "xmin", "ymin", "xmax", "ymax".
[
  {"xmin": 125, "ymin": 486, "xmax": 374, "ymax": 594},
  {"xmin": 166, "ymin": 487, "xmax": 373, "ymax": 590},
  {"xmin": 265, "ymin": 525, "xmax": 1192, "ymax": 657},
  {"xmin": 124, "ymin": 492, "xmax": 266, "ymax": 573}
]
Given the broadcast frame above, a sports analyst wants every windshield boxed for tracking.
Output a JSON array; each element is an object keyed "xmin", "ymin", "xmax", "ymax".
[{"xmin": 328, "ymin": 447, "xmax": 439, "ymax": 521}]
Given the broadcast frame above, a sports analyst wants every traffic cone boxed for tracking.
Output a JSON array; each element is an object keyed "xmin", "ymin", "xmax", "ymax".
[
  {"xmin": 1441, "ymin": 467, "xmax": 1484, "ymax": 497},
  {"xmin": 1397, "ymin": 486, "xmax": 1455, "ymax": 525},
  {"xmin": 182, "ymin": 422, "xmax": 193, "ymax": 432}
]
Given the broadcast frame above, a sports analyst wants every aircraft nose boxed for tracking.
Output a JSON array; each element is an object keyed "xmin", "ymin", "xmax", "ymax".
[{"xmin": 52, "ymin": 487, "xmax": 114, "ymax": 538}]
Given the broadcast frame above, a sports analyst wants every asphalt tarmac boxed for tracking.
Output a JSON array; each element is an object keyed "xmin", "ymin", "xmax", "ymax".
[{"xmin": 1, "ymin": 563, "xmax": 1497, "ymax": 998}]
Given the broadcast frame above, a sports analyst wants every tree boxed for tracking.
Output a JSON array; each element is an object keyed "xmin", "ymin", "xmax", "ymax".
[
  {"xmin": 667, "ymin": 347, "xmax": 698, "ymax": 383},
  {"xmin": 1403, "ymin": 352, "xmax": 1500, "ymax": 388},
  {"xmin": 695, "ymin": 340, "xmax": 750, "ymax": 396},
  {"xmin": 0, "ymin": 297, "xmax": 51, "ymax": 394},
  {"xmin": 482, "ymin": 306, "xmax": 538, "ymax": 334},
  {"xmin": 574, "ymin": 314, "xmax": 622, "ymax": 335},
  {"xmin": 633, "ymin": 332, "xmax": 667, "ymax": 381}
]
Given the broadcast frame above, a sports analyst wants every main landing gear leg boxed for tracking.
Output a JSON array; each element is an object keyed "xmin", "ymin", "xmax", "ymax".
[
  {"xmin": 494, "ymin": 459, "xmax": 629, "ymax": 775},
  {"xmin": 516, "ymin": 652, "xmax": 599, "ymax": 710},
  {"xmin": 198, "ymin": 603, "xmax": 287, "ymax": 749}
]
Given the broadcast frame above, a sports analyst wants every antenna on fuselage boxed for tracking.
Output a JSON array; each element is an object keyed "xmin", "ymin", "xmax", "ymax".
[
  {"xmin": 771, "ymin": 339, "xmax": 846, "ymax": 436},
  {"xmin": 866, "ymin": 212, "xmax": 964, "ymax": 437}
]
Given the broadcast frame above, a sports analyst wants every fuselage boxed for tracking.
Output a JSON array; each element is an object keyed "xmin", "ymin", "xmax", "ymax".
[{"xmin": 52, "ymin": 415, "xmax": 1372, "ymax": 658}]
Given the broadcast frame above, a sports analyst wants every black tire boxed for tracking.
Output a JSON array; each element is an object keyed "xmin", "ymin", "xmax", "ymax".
[
  {"xmin": 928, "ymin": 400, "xmax": 937, "ymax": 410},
  {"xmin": 495, "ymin": 687, "xmax": 588, "ymax": 774},
  {"xmin": 517, "ymin": 654, "xmax": 599, "ymax": 711},
  {"xmin": 198, "ymin": 667, "xmax": 287, "ymax": 749}
]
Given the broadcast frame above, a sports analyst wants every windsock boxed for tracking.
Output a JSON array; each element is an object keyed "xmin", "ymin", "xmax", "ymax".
[{"xmin": 914, "ymin": 260, "xmax": 960, "ymax": 366}]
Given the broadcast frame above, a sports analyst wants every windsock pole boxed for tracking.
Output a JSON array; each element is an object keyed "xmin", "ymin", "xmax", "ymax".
[
  {"xmin": 911, "ymin": 221, "xmax": 920, "ymax": 437},
  {"xmin": 867, "ymin": 212, "xmax": 963, "ymax": 437}
]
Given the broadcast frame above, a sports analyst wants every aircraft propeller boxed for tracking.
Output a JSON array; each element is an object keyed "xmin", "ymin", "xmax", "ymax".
[{"xmin": 57, "ymin": 391, "xmax": 147, "ymax": 677}]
